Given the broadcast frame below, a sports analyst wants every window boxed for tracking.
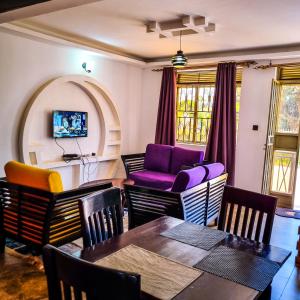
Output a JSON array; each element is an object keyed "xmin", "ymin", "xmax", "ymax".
[{"xmin": 176, "ymin": 70, "xmax": 242, "ymax": 145}]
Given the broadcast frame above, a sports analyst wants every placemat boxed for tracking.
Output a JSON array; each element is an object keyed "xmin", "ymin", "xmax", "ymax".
[
  {"xmin": 96, "ymin": 244, "xmax": 202, "ymax": 300},
  {"xmin": 161, "ymin": 222, "xmax": 227, "ymax": 250},
  {"xmin": 195, "ymin": 245, "xmax": 280, "ymax": 292}
]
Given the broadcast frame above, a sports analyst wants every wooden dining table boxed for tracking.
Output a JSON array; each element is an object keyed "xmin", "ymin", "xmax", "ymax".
[{"xmin": 79, "ymin": 216, "xmax": 291, "ymax": 300}]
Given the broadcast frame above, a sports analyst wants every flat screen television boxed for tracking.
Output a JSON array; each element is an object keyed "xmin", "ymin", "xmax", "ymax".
[{"xmin": 53, "ymin": 110, "xmax": 88, "ymax": 138}]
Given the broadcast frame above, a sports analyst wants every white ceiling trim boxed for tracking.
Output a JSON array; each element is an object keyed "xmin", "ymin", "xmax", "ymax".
[
  {"xmin": 0, "ymin": 21, "xmax": 146, "ymax": 66},
  {"xmin": 3, "ymin": 19, "xmax": 300, "ymax": 68},
  {"xmin": 147, "ymin": 45, "xmax": 300, "ymax": 66}
]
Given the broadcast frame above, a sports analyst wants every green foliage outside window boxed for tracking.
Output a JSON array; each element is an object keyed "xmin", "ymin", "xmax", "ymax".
[{"xmin": 176, "ymin": 85, "xmax": 241, "ymax": 144}]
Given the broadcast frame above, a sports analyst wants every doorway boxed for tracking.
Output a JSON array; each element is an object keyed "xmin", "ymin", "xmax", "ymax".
[{"xmin": 263, "ymin": 81, "xmax": 300, "ymax": 208}]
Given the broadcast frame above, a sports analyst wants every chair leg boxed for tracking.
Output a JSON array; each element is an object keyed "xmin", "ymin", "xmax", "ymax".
[{"xmin": 0, "ymin": 235, "xmax": 5, "ymax": 253}]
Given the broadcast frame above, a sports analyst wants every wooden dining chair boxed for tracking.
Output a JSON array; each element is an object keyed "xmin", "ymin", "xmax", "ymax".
[
  {"xmin": 218, "ymin": 185, "xmax": 277, "ymax": 244},
  {"xmin": 79, "ymin": 187, "xmax": 124, "ymax": 248},
  {"xmin": 43, "ymin": 244, "xmax": 141, "ymax": 300}
]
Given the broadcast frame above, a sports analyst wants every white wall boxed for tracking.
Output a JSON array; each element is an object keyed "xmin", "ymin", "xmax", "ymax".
[
  {"xmin": 0, "ymin": 30, "xmax": 142, "ymax": 181},
  {"xmin": 138, "ymin": 68, "xmax": 162, "ymax": 151},
  {"xmin": 235, "ymin": 67, "xmax": 277, "ymax": 192}
]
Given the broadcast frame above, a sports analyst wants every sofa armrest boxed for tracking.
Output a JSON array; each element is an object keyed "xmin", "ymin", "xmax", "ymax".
[{"xmin": 121, "ymin": 153, "xmax": 145, "ymax": 178}]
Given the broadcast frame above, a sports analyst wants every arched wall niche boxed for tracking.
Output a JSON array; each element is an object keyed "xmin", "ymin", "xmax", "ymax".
[{"xmin": 19, "ymin": 75, "xmax": 121, "ymax": 188}]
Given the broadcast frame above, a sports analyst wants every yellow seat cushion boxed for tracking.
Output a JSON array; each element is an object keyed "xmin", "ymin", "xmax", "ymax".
[{"xmin": 4, "ymin": 161, "xmax": 64, "ymax": 193}]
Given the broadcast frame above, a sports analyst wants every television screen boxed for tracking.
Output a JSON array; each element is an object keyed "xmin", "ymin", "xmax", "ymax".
[{"xmin": 53, "ymin": 111, "xmax": 88, "ymax": 138}]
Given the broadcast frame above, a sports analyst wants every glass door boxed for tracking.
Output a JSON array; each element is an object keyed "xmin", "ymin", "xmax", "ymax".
[{"xmin": 266, "ymin": 83, "xmax": 300, "ymax": 208}]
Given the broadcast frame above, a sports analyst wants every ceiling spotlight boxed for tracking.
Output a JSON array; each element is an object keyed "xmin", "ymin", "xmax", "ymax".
[
  {"xmin": 82, "ymin": 62, "xmax": 91, "ymax": 73},
  {"xmin": 171, "ymin": 31, "xmax": 187, "ymax": 68}
]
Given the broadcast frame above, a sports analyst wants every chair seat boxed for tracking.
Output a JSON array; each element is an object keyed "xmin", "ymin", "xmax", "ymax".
[{"xmin": 129, "ymin": 170, "xmax": 176, "ymax": 189}]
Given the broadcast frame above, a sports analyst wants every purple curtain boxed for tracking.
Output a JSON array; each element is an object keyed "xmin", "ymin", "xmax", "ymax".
[
  {"xmin": 155, "ymin": 67, "xmax": 176, "ymax": 146},
  {"xmin": 205, "ymin": 62, "xmax": 237, "ymax": 185}
]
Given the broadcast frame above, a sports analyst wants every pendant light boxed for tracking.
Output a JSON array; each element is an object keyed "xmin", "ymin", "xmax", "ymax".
[{"xmin": 171, "ymin": 31, "xmax": 188, "ymax": 67}]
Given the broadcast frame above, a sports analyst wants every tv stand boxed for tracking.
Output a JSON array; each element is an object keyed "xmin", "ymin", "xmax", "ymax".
[{"xmin": 63, "ymin": 154, "xmax": 81, "ymax": 160}]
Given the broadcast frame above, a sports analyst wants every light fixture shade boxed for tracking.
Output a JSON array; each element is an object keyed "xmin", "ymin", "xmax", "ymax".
[{"xmin": 171, "ymin": 50, "xmax": 188, "ymax": 67}]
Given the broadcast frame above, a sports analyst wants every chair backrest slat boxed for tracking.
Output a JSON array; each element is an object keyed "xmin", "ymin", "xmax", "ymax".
[
  {"xmin": 93, "ymin": 213, "xmax": 101, "ymax": 243},
  {"xmin": 233, "ymin": 204, "xmax": 241, "ymax": 235},
  {"xmin": 79, "ymin": 187, "xmax": 123, "ymax": 248},
  {"xmin": 104, "ymin": 207, "xmax": 113, "ymax": 239},
  {"xmin": 43, "ymin": 244, "xmax": 141, "ymax": 300},
  {"xmin": 226, "ymin": 202, "xmax": 234, "ymax": 232},
  {"xmin": 241, "ymin": 207, "xmax": 249, "ymax": 238},
  {"xmin": 98, "ymin": 210, "xmax": 106, "ymax": 240},
  {"xmin": 63, "ymin": 282, "xmax": 72, "ymax": 300},
  {"xmin": 218, "ymin": 186, "xmax": 277, "ymax": 244},
  {"xmin": 255, "ymin": 211, "xmax": 264, "ymax": 241},
  {"xmin": 247, "ymin": 209, "xmax": 257, "ymax": 240}
]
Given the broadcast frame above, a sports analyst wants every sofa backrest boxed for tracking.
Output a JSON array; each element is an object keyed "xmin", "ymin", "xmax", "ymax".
[
  {"xmin": 144, "ymin": 144, "xmax": 173, "ymax": 173},
  {"xmin": 144, "ymin": 144, "xmax": 204, "ymax": 174},
  {"xmin": 4, "ymin": 160, "xmax": 64, "ymax": 193},
  {"xmin": 170, "ymin": 147, "xmax": 204, "ymax": 174},
  {"xmin": 171, "ymin": 166, "xmax": 206, "ymax": 193},
  {"xmin": 203, "ymin": 163, "xmax": 225, "ymax": 181}
]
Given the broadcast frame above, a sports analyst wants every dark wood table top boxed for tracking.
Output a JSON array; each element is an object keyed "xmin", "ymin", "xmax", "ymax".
[
  {"xmin": 80, "ymin": 178, "xmax": 134, "ymax": 189},
  {"xmin": 80, "ymin": 216, "xmax": 291, "ymax": 300}
]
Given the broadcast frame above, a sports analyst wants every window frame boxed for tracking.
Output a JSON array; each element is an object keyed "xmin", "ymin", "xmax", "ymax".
[{"xmin": 176, "ymin": 82, "xmax": 241, "ymax": 145}]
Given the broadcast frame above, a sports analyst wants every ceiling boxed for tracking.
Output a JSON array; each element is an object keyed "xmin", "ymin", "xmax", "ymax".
[{"xmin": 4, "ymin": 0, "xmax": 300, "ymax": 62}]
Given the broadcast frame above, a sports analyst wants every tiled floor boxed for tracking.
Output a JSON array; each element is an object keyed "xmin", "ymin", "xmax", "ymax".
[
  {"xmin": 0, "ymin": 215, "xmax": 299, "ymax": 300},
  {"xmin": 269, "ymin": 215, "xmax": 300, "ymax": 299},
  {"xmin": 0, "ymin": 247, "xmax": 47, "ymax": 300}
]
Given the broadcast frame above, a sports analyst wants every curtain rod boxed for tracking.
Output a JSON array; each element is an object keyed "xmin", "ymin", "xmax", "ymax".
[
  {"xmin": 151, "ymin": 60, "xmax": 257, "ymax": 72},
  {"xmin": 255, "ymin": 61, "xmax": 300, "ymax": 70}
]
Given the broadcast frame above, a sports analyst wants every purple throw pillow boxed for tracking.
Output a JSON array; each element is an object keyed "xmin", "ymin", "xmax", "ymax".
[
  {"xmin": 170, "ymin": 147, "xmax": 204, "ymax": 174},
  {"xmin": 144, "ymin": 144, "xmax": 173, "ymax": 173}
]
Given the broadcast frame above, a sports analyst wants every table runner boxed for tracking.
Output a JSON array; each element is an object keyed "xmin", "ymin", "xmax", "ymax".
[
  {"xmin": 161, "ymin": 222, "xmax": 227, "ymax": 250},
  {"xmin": 195, "ymin": 245, "xmax": 280, "ymax": 292},
  {"xmin": 95, "ymin": 244, "xmax": 202, "ymax": 300}
]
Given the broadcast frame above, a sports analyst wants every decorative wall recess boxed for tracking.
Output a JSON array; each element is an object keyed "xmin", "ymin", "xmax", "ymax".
[
  {"xmin": 146, "ymin": 15, "xmax": 215, "ymax": 38},
  {"xmin": 19, "ymin": 75, "xmax": 121, "ymax": 188}
]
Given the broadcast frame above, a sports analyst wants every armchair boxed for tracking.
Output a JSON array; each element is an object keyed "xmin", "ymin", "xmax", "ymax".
[{"xmin": 0, "ymin": 161, "xmax": 112, "ymax": 254}]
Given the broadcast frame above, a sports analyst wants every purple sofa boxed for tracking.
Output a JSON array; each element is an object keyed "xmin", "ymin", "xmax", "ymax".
[
  {"xmin": 123, "ymin": 144, "xmax": 205, "ymax": 190},
  {"xmin": 122, "ymin": 144, "xmax": 225, "ymax": 193},
  {"xmin": 122, "ymin": 144, "xmax": 227, "ymax": 228}
]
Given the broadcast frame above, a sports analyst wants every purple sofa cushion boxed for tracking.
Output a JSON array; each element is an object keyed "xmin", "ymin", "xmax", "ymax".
[
  {"xmin": 129, "ymin": 170, "xmax": 176, "ymax": 190},
  {"xmin": 171, "ymin": 166, "xmax": 206, "ymax": 193},
  {"xmin": 203, "ymin": 163, "xmax": 225, "ymax": 181},
  {"xmin": 144, "ymin": 144, "xmax": 173, "ymax": 173},
  {"xmin": 170, "ymin": 147, "xmax": 204, "ymax": 174}
]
